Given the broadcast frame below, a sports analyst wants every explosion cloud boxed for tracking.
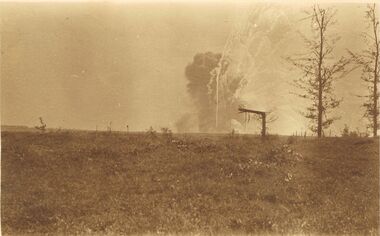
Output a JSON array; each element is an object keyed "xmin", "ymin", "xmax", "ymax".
[{"xmin": 178, "ymin": 4, "xmax": 291, "ymax": 134}]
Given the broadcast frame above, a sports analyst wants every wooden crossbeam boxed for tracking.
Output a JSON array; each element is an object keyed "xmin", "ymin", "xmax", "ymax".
[
  {"xmin": 238, "ymin": 108, "xmax": 266, "ymax": 115},
  {"xmin": 238, "ymin": 107, "xmax": 267, "ymax": 136}
]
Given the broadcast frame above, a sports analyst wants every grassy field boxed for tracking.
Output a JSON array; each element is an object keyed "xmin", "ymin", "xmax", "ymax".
[{"xmin": 1, "ymin": 131, "xmax": 379, "ymax": 235}]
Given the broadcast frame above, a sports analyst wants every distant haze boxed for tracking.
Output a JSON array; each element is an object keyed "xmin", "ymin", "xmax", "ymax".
[{"xmin": 0, "ymin": 1, "xmax": 372, "ymax": 135}]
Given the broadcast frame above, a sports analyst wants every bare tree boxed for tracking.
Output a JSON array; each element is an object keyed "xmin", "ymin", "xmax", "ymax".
[
  {"xmin": 107, "ymin": 121, "xmax": 112, "ymax": 133},
  {"xmin": 348, "ymin": 4, "xmax": 379, "ymax": 137},
  {"xmin": 287, "ymin": 5, "xmax": 351, "ymax": 138},
  {"xmin": 35, "ymin": 117, "xmax": 46, "ymax": 132}
]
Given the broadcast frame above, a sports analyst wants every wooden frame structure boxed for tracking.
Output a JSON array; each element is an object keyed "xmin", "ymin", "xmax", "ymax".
[{"xmin": 238, "ymin": 107, "xmax": 266, "ymax": 137}]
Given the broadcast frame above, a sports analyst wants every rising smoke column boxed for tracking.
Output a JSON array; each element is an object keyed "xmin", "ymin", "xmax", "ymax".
[
  {"xmin": 183, "ymin": 52, "xmax": 245, "ymax": 133},
  {"xmin": 184, "ymin": 52, "xmax": 221, "ymax": 132}
]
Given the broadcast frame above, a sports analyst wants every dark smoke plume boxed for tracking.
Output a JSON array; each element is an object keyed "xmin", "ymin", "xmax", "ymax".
[{"xmin": 182, "ymin": 52, "xmax": 244, "ymax": 133}]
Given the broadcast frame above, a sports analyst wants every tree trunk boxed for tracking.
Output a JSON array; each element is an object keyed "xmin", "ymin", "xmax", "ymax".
[
  {"xmin": 373, "ymin": 15, "xmax": 379, "ymax": 137},
  {"xmin": 317, "ymin": 13, "xmax": 325, "ymax": 138},
  {"xmin": 374, "ymin": 56, "xmax": 378, "ymax": 137}
]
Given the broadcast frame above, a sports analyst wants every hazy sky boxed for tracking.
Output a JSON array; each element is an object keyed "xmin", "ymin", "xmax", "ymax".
[{"xmin": 0, "ymin": 1, "xmax": 374, "ymax": 134}]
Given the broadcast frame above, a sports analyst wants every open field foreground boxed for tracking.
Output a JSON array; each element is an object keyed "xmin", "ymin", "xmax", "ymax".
[{"xmin": 1, "ymin": 131, "xmax": 379, "ymax": 235}]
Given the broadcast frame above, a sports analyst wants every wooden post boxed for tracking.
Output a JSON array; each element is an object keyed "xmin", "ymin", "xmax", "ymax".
[
  {"xmin": 262, "ymin": 113, "xmax": 266, "ymax": 137},
  {"xmin": 244, "ymin": 113, "xmax": 247, "ymax": 131}
]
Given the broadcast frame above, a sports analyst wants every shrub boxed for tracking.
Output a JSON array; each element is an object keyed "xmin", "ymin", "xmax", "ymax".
[
  {"xmin": 341, "ymin": 124, "xmax": 350, "ymax": 137},
  {"xmin": 34, "ymin": 117, "xmax": 46, "ymax": 133},
  {"xmin": 161, "ymin": 127, "xmax": 173, "ymax": 142},
  {"xmin": 146, "ymin": 126, "xmax": 157, "ymax": 138}
]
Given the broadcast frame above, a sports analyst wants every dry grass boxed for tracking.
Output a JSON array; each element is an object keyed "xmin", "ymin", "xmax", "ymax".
[{"xmin": 1, "ymin": 131, "xmax": 379, "ymax": 235}]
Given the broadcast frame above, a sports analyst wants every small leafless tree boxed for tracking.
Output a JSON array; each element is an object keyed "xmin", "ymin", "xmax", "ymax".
[
  {"xmin": 348, "ymin": 4, "xmax": 379, "ymax": 137},
  {"xmin": 107, "ymin": 121, "xmax": 112, "ymax": 133},
  {"xmin": 35, "ymin": 117, "xmax": 46, "ymax": 132},
  {"xmin": 286, "ymin": 5, "xmax": 351, "ymax": 138}
]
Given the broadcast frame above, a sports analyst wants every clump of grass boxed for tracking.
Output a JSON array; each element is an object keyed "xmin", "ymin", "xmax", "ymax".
[
  {"xmin": 161, "ymin": 127, "xmax": 173, "ymax": 143},
  {"xmin": 287, "ymin": 136, "xmax": 296, "ymax": 145},
  {"xmin": 145, "ymin": 126, "xmax": 157, "ymax": 139}
]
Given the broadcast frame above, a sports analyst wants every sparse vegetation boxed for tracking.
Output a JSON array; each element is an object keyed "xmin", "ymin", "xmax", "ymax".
[
  {"xmin": 161, "ymin": 127, "xmax": 173, "ymax": 143},
  {"xmin": 34, "ymin": 117, "xmax": 46, "ymax": 133},
  {"xmin": 341, "ymin": 124, "xmax": 361, "ymax": 137},
  {"xmin": 1, "ymin": 131, "xmax": 378, "ymax": 235},
  {"xmin": 146, "ymin": 126, "xmax": 157, "ymax": 138}
]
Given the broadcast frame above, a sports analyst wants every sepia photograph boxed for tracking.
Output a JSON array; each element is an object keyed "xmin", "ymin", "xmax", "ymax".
[{"xmin": 0, "ymin": 0, "xmax": 379, "ymax": 235}]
